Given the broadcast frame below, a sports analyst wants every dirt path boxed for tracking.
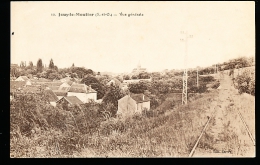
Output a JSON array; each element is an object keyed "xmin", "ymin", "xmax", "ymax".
[{"xmin": 192, "ymin": 74, "xmax": 255, "ymax": 157}]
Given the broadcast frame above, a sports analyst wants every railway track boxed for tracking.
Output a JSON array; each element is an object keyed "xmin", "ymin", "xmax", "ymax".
[
  {"xmin": 188, "ymin": 106, "xmax": 217, "ymax": 157},
  {"xmin": 188, "ymin": 75, "xmax": 255, "ymax": 157}
]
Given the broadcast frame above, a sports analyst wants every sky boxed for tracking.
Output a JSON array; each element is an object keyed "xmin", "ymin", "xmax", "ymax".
[{"xmin": 11, "ymin": 1, "xmax": 255, "ymax": 73}]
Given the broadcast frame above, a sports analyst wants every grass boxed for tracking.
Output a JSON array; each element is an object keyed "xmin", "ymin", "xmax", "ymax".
[{"xmin": 10, "ymin": 89, "xmax": 220, "ymax": 157}]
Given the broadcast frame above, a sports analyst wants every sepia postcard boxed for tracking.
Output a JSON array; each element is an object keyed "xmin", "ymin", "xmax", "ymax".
[{"xmin": 10, "ymin": 1, "xmax": 255, "ymax": 158}]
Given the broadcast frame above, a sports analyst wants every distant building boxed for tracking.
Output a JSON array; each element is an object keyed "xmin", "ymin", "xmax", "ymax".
[
  {"xmin": 15, "ymin": 76, "xmax": 32, "ymax": 86},
  {"xmin": 132, "ymin": 62, "xmax": 147, "ymax": 74},
  {"xmin": 67, "ymin": 83, "xmax": 97, "ymax": 103},
  {"xmin": 117, "ymin": 93, "xmax": 150, "ymax": 117}
]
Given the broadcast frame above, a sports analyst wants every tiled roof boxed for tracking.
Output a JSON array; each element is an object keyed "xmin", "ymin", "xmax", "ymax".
[
  {"xmin": 58, "ymin": 86, "xmax": 70, "ymax": 91},
  {"xmin": 21, "ymin": 76, "xmax": 29, "ymax": 81},
  {"xmin": 57, "ymin": 96, "xmax": 84, "ymax": 105},
  {"xmin": 48, "ymin": 86, "xmax": 60, "ymax": 90},
  {"xmin": 65, "ymin": 96, "xmax": 84, "ymax": 105},
  {"xmin": 53, "ymin": 90, "xmax": 67, "ymax": 96},
  {"xmin": 44, "ymin": 89, "xmax": 59, "ymax": 102},
  {"xmin": 33, "ymin": 82, "xmax": 62, "ymax": 86},
  {"xmin": 130, "ymin": 93, "xmax": 150, "ymax": 103},
  {"xmin": 68, "ymin": 83, "xmax": 97, "ymax": 93}
]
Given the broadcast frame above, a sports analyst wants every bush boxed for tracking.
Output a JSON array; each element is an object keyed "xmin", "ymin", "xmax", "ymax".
[
  {"xmin": 211, "ymin": 81, "xmax": 220, "ymax": 89},
  {"xmin": 234, "ymin": 69, "xmax": 254, "ymax": 95}
]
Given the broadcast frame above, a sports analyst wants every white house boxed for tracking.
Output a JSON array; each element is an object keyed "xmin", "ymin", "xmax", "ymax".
[
  {"xmin": 117, "ymin": 93, "xmax": 150, "ymax": 117},
  {"xmin": 67, "ymin": 83, "xmax": 97, "ymax": 103}
]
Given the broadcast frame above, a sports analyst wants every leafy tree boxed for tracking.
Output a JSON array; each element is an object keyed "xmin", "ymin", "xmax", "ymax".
[
  {"xmin": 138, "ymin": 72, "xmax": 150, "ymax": 79},
  {"xmin": 128, "ymin": 81, "xmax": 148, "ymax": 94},
  {"xmin": 131, "ymin": 75, "xmax": 138, "ymax": 79},
  {"xmin": 20, "ymin": 61, "xmax": 26, "ymax": 68},
  {"xmin": 10, "ymin": 67, "xmax": 20, "ymax": 77},
  {"xmin": 102, "ymin": 84, "xmax": 125, "ymax": 116},
  {"xmin": 29, "ymin": 61, "xmax": 33, "ymax": 69},
  {"xmin": 54, "ymin": 65, "xmax": 58, "ymax": 72},
  {"xmin": 36, "ymin": 59, "xmax": 43, "ymax": 73},
  {"xmin": 81, "ymin": 76, "xmax": 105, "ymax": 99},
  {"xmin": 49, "ymin": 59, "xmax": 55, "ymax": 70},
  {"xmin": 124, "ymin": 75, "xmax": 130, "ymax": 80}
]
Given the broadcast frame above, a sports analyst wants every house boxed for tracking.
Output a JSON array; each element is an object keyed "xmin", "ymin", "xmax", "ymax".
[
  {"xmin": 15, "ymin": 76, "xmax": 29, "ymax": 81},
  {"xmin": 67, "ymin": 83, "xmax": 97, "ymax": 103},
  {"xmin": 117, "ymin": 93, "xmax": 150, "ymax": 117},
  {"xmin": 56, "ymin": 96, "xmax": 84, "ymax": 107},
  {"xmin": 43, "ymin": 89, "xmax": 59, "ymax": 106},
  {"xmin": 15, "ymin": 76, "xmax": 32, "ymax": 85}
]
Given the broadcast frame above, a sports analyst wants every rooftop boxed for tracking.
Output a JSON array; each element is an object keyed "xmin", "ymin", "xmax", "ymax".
[
  {"xmin": 68, "ymin": 83, "xmax": 97, "ymax": 93},
  {"xmin": 130, "ymin": 93, "xmax": 150, "ymax": 103}
]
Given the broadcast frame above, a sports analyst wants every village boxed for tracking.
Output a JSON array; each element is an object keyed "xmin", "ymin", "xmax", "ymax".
[{"xmin": 10, "ymin": 61, "xmax": 159, "ymax": 118}]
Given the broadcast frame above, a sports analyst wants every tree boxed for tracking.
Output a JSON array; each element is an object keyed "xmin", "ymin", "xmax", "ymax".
[
  {"xmin": 49, "ymin": 59, "xmax": 55, "ymax": 70},
  {"xmin": 36, "ymin": 59, "xmax": 43, "ymax": 73},
  {"xmin": 81, "ymin": 76, "xmax": 105, "ymax": 99},
  {"xmin": 124, "ymin": 75, "xmax": 130, "ymax": 80},
  {"xmin": 20, "ymin": 61, "xmax": 25, "ymax": 68},
  {"xmin": 10, "ymin": 67, "xmax": 20, "ymax": 77},
  {"xmin": 128, "ymin": 81, "xmax": 148, "ymax": 94},
  {"xmin": 102, "ymin": 84, "xmax": 125, "ymax": 116},
  {"xmin": 138, "ymin": 72, "xmax": 150, "ymax": 79},
  {"xmin": 29, "ymin": 61, "xmax": 33, "ymax": 69},
  {"xmin": 54, "ymin": 65, "xmax": 58, "ymax": 72},
  {"xmin": 72, "ymin": 63, "xmax": 75, "ymax": 67},
  {"xmin": 131, "ymin": 75, "xmax": 138, "ymax": 79}
]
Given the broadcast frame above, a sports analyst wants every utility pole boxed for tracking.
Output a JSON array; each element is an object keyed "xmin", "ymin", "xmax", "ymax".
[
  {"xmin": 180, "ymin": 31, "xmax": 193, "ymax": 105},
  {"xmin": 197, "ymin": 66, "xmax": 199, "ymax": 87}
]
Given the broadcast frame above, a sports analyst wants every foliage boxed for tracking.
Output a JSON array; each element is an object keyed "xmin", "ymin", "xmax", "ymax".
[
  {"xmin": 11, "ymin": 67, "xmax": 21, "ymax": 77},
  {"xmin": 71, "ymin": 67, "xmax": 93, "ymax": 78},
  {"xmin": 234, "ymin": 69, "xmax": 254, "ymax": 95},
  {"xmin": 81, "ymin": 75, "xmax": 106, "ymax": 99},
  {"xmin": 128, "ymin": 81, "xmax": 148, "ymax": 94},
  {"xmin": 123, "ymin": 75, "xmax": 130, "ymax": 80},
  {"xmin": 138, "ymin": 72, "xmax": 150, "ymax": 79},
  {"xmin": 102, "ymin": 84, "xmax": 125, "ymax": 116},
  {"xmin": 37, "ymin": 59, "xmax": 43, "ymax": 73},
  {"xmin": 49, "ymin": 59, "xmax": 55, "ymax": 70}
]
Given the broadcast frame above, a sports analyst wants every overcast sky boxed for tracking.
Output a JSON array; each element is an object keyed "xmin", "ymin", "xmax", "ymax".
[{"xmin": 11, "ymin": 1, "xmax": 255, "ymax": 73}]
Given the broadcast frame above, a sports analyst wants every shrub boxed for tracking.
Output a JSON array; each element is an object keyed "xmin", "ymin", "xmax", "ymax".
[{"xmin": 234, "ymin": 69, "xmax": 254, "ymax": 95}]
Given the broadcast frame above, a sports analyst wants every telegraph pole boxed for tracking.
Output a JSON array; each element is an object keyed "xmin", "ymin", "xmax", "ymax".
[
  {"xmin": 180, "ymin": 31, "xmax": 193, "ymax": 105},
  {"xmin": 197, "ymin": 66, "xmax": 199, "ymax": 87}
]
